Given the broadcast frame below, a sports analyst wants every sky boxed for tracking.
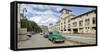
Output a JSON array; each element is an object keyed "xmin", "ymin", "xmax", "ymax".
[{"xmin": 20, "ymin": 4, "xmax": 95, "ymax": 26}]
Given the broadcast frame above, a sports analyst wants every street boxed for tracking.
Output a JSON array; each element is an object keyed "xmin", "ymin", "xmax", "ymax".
[
  {"xmin": 17, "ymin": 4, "xmax": 97, "ymax": 49},
  {"xmin": 18, "ymin": 33, "xmax": 90, "ymax": 49},
  {"xmin": 62, "ymin": 33, "xmax": 96, "ymax": 44}
]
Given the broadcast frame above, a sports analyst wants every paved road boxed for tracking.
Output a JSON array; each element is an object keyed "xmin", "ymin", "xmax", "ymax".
[
  {"xmin": 61, "ymin": 33, "xmax": 96, "ymax": 44},
  {"xmin": 18, "ymin": 33, "xmax": 83, "ymax": 49}
]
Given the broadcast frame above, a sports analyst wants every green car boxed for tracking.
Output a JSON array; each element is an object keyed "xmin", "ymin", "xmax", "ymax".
[{"xmin": 48, "ymin": 32, "xmax": 65, "ymax": 43}]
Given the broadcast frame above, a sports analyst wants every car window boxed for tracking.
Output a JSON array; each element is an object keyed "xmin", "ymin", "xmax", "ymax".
[{"xmin": 49, "ymin": 32, "xmax": 53, "ymax": 34}]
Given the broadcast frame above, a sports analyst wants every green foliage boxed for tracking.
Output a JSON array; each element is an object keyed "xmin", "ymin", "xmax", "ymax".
[
  {"xmin": 21, "ymin": 19, "xmax": 42, "ymax": 33},
  {"xmin": 20, "ymin": 19, "xmax": 27, "ymax": 28}
]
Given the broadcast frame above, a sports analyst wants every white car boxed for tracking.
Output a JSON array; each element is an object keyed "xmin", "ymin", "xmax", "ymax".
[
  {"xmin": 40, "ymin": 33, "xmax": 43, "ymax": 35},
  {"xmin": 27, "ymin": 32, "xmax": 32, "ymax": 37}
]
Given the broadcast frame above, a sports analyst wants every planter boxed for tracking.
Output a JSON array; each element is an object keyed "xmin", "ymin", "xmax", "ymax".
[{"xmin": 18, "ymin": 28, "xmax": 28, "ymax": 41}]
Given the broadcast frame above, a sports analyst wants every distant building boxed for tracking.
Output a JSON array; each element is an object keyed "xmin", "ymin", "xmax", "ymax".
[
  {"xmin": 48, "ymin": 24, "xmax": 57, "ymax": 32},
  {"xmin": 40, "ymin": 25, "xmax": 48, "ymax": 32}
]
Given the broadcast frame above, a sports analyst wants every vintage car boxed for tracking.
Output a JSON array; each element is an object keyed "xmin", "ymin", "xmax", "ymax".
[
  {"xmin": 48, "ymin": 32, "xmax": 65, "ymax": 43},
  {"xmin": 43, "ymin": 32, "xmax": 49, "ymax": 38}
]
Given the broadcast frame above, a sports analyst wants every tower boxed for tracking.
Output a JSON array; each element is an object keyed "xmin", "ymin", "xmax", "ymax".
[
  {"xmin": 59, "ymin": 8, "xmax": 72, "ymax": 33},
  {"xmin": 60, "ymin": 8, "xmax": 72, "ymax": 14}
]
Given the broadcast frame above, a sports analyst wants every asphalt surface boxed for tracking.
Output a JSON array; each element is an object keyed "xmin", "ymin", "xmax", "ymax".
[
  {"xmin": 62, "ymin": 33, "xmax": 96, "ymax": 44},
  {"xmin": 18, "ymin": 33, "xmax": 87, "ymax": 49}
]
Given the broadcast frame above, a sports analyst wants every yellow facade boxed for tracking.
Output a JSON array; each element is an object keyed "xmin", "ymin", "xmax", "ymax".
[{"xmin": 57, "ymin": 8, "xmax": 96, "ymax": 34}]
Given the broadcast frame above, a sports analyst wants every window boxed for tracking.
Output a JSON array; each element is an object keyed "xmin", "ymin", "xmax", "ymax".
[
  {"xmin": 86, "ymin": 14, "xmax": 88, "ymax": 16},
  {"xmin": 64, "ymin": 21, "xmax": 66, "ymax": 24},
  {"xmin": 93, "ymin": 17, "xmax": 96, "ymax": 24},
  {"xmin": 79, "ymin": 28, "xmax": 83, "ymax": 30},
  {"xmin": 68, "ymin": 24, "xmax": 71, "ymax": 28},
  {"xmin": 85, "ymin": 27, "xmax": 87, "ymax": 29},
  {"xmin": 79, "ymin": 20, "xmax": 83, "ymax": 26},
  {"xmin": 85, "ymin": 27, "xmax": 89, "ymax": 29},
  {"xmin": 88, "ymin": 27, "xmax": 89, "ymax": 29},
  {"xmin": 92, "ymin": 27, "xmax": 96, "ymax": 30},
  {"xmin": 59, "ymin": 28, "xmax": 60, "ymax": 30},
  {"xmin": 64, "ymin": 29, "xmax": 66, "ymax": 31},
  {"xmin": 85, "ymin": 18, "xmax": 90, "ymax": 25},
  {"xmin": 68, "ymin": 20, "xmax": 70, "ymax": 22},
  {"xmin": 64, "ymin": 25, "xmax": 66, "ymax": 28},
  {"xmin": 73, "ymin": 22, "xmax": 77, "ymax": 27},
  {"xmin": 68, "ymin": 29, "xmax": 71, "ymax": 31},
  {"xmin": 61, "ymin": 23, "xmax": 62, "ymax": 25}
]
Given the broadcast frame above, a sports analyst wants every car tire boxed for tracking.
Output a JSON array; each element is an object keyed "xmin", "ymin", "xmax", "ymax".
[
  {"xmin": 48, "ymin": 39, "xmax": 52, "ymax": 41},
  {"xmin": 52, "ymin": 40, "xmax": 56, "ymax": 43},
  {"xmin": 62, "ymin": 41, "xmax": 65, "ymax": 43},
  {"xmin": 52, "ymin": 39, "xmax": 56, "ymax": 43},
  {"xmin": 48, "ymin": 39, "xmax": 51, "ymax": 40}
]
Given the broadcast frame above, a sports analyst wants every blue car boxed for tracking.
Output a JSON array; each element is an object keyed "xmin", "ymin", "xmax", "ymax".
[{"xmin": 43, "ymin": 32, "xmax": 49, "ymax": 38}]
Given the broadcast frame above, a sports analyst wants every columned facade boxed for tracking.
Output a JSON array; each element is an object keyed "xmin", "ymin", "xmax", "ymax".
[{"xmin": 56, "ymin": 8, "xmax": 96, "ymax": 34}]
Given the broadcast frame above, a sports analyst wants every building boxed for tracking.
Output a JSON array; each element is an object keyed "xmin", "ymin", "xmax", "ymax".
[
  {"xmin": 48, "ymin": 24, "xmax": 55, "ymax": 32},
  {"xmin": 18, "ymin": 4, "xmax": 21, "ymax": 34},
  {"xmin": 17, "ymin": 4, "xmax": 21, "ymax": 41},
  {"xmin": 70, "ymin": 9, "xmax": 96, "ymax": 34},
  {"xmin": 40, "ymin": 25, "xmax": 48, "ymax": 32},
  {"xmin": 17, "ymin": 4, "xmax": 28, "ymax": 41},
  {"xmin": 58, "ymin": 8, "xmax": 75, "ymax": 33},
  {"xmin": 57, "ymin": 8, "xmax": 96, "ymax": 34}
]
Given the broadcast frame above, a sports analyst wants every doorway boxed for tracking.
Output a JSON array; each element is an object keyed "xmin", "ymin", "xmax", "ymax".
[{"xmin": 73, "ymin": 29, "xmax": 78, "ymax": 33}]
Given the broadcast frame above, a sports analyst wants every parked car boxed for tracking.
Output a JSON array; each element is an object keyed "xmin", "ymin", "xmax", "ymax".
[
  {"xmin": 48, "ymin": 32, "xmax": 65, "ymax": 43},
  {"xmin": 27, "ymin": 32, "xmax": 32, "ymax": 38},
  {"xmin": 31, "ymin": 31, "xmax": 35, "ymax": 35},
  {"xmin": 43, "ymin": 32, "xmax": 49, "ymax": 38},
  {"xmin": 40, "ymin": 32, "xmax": 43, "ymax": 35}
]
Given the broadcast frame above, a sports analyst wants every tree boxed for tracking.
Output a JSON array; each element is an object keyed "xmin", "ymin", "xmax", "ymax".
[
  {"xmin": 21, "ymin": 19, "xmax": 42, "ymax": 33},
  {"xmin": 27, "ymin": 21, "xmax": 33, "ymax": 31},
  {"xmin": 21, "ymin": 19, "xmax": 27, "ymax": 28}
]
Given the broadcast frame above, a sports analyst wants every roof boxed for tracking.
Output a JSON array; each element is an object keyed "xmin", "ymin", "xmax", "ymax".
[
  {"xmin": 60, "ymin": 8, "xmax": 72, "ymax": 12},
  {"xmin": 71, "ymin": 9, "xmax": 96, "ymax": 20}
]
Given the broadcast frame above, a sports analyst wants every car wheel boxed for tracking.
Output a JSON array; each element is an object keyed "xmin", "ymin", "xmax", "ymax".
[
  {"xmin": 48, "ymin": 39, "xmax": 51, "ymax": 41},
  {"xmin": 52, "ymin": 39, "xmax": 56, "ymax": 43},
  {"xmin": 52, "ymin": 40, "xmax": 56, "ymax": 43},
  {"xmin": 62, "ymin": 41, "xmax": 65, "ymax": 43},
  {"xmin": 48, "ymin": 39, "xmax": 52, "ymax": 41},
  {"xmin": 51, "ymin": 38, "xmax": 54, "ymax": 41}
]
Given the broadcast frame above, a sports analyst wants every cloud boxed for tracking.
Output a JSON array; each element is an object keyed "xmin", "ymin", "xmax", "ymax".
[
  {"xmin": 20, "ymin": 4, "xmax": 95, "ymax": 26},
  {"xmin": 20, "ymin": 4, "xmax": 61, "ymax": 26},
  {"xmin": 29, "ymin": 14, "xmax": 58, "ymax": 26},
  {"xmin": 20, "ymin": 4, "xmax": 62, "ymax": 18}
]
